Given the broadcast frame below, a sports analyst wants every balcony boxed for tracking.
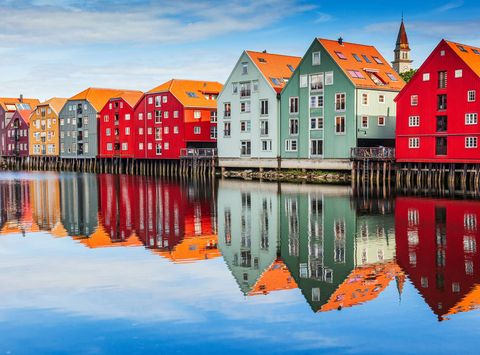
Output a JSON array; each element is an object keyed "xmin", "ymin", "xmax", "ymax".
[
  {"xmin": 350, "ymin": 147, "xmax": 395, "ymax": 161},
  {"xmin": 180, "ymin": 148, "xmax": 217, "ymax": 159}
]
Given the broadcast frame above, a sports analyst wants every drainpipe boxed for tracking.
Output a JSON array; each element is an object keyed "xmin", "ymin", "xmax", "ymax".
[{"xmin": 276, "ymin": 92, "xmax": 281, "ymax": 170}]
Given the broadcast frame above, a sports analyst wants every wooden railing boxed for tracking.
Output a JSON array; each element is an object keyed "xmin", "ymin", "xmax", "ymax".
[
  {"xmin": 351, "ymin": 147, "xmax": 395, "ymax": 161},
  {"xmin": 180, "ymin": 148, "xmax": 217, "ymax": 159}
]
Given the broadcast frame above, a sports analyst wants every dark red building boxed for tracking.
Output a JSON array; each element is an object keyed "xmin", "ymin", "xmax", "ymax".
[
  {"xmin": 5, "ymin": 110, "xmax": 31, "ymax": 157},
  {"xmin": 133, "ymin": 79, "xmax": 222, "ymax": 160},
  {"xmin": 396, "ymin": 40, "xmax": 480, "ymax": 163},
  {"xmin": 98, "ymin": 91, "xmax": 143, "ymax": 158},
  {"xmin": 395, "ymin": 197, "xmax": 480, "ymax": 320}
]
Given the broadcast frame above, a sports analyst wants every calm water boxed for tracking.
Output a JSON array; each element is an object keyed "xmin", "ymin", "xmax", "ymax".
[{"xmin": 0, "ymin": 172, "xmax": 479, "ymax": 354}]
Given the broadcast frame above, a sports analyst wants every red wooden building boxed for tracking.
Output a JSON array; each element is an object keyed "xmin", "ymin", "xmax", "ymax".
[
  {"xmin": 5, "ymin": 110, "xmax": 31, "ymax": 157},
  {"xmin": 133, "ymin": 79, "xmax": 222, "ymax": 159},
  {"xmin": 396, "ymin": 40, "xmax": 480, "ymax": 163},
  {"xmin": 395, "ymin": 197, "xmax": 480, "ymax": 320},
  {"xmin": 98, "ymin": 91, "xmax": 143, "ymax": 158}
]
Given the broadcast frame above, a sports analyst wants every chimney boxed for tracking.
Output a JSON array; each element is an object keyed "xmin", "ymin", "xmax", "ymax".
[
  {"xmin": 338, "ymin": 37, "xmax": 343, "ymax": 45},
  {"xmin": 19, "ymin": 94, "xmax": 23, "ymax": 103},
  {"xmin": 262, "ymin": 50, "xmax": 267, "ymax": 53}
]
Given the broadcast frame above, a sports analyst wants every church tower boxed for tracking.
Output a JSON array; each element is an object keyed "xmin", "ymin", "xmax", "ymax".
[{"xmin": 392, "ymin": 18, "xmax": 413, "ymax": 74}]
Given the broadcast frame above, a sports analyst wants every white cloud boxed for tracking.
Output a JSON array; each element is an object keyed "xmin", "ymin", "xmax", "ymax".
[
  {"xmin": 314, "ymin": 12, "xmax": 333, "ymax": 23},
  {"xmin": 436, "ymin": 0, "xmax": 464, "ymax": 12}
]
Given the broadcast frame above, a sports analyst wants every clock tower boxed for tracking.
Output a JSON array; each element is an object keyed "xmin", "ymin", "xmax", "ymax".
[{"xmin": 392, "ymin": 18, "xmax": 413, "ymax": 74}]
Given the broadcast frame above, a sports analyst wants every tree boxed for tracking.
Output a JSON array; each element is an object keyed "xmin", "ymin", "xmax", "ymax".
[{"xmin": 400, "ymin": 69, "xmax": 417, "ymax": 83}]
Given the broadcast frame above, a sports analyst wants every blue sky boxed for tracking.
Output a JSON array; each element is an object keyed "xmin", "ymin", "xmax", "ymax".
[{"xmin": 0, "ymin": 0, "xmax": 479, "ymax": 100}]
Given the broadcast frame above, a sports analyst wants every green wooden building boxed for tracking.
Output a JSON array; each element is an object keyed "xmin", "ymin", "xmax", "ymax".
[{"xmin": 280, "ymin": 38, "xmax": 404, "ymax": 166}]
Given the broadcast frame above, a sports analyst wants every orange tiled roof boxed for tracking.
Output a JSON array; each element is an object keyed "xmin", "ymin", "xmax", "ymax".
[
  {"xmin": 147, "ymin": 79, "xmax": 222, "ymax": 108},
  {"xmin": 35, "ymin": 97, "xmax": 68, "ymax": 115},
  {"xmin": 17, "ymin": 110, "xmax": 32, "ymax": 124},
  {"xmin": 78, "ymin": 223, "xmax": 143, "ymax": 249},
  {"xmin": 445, "ymin": 40, "xmax": 480, "ymax": 78},
  {"xmin": 246, "ymin": 50, "xmax": 301, "ymax": 93},
  {"xmin": 446, "ymin": 284, "xmax": 480, "ymax": 317},
  {"xmin": 0, "ymin": 97, "xmax": 40, "ymax": 111},
  {"xmin": 248, "ymin": 258, "xmax": 298, "ymax": 296},
  {"xmin": 320, "ymin": 262, "xmax": 403, "ymax": 312},
  {"xmin": 50, "ymin": 221, "xmax": 69, "ymax": 238},
  {"xmin": 154, "ymin": 234, "xmax": 221, "ymax": 263},
  {"xmin": 109, "ymin": 91, "xmax": 144, "ymax": 108},
  {"xmin": 69, "ymin": 88, "xmax": 140, "ymax": 112},
  {"xmin": 318, "ymin": 38, "xmax": 405, "ymax": 91}
]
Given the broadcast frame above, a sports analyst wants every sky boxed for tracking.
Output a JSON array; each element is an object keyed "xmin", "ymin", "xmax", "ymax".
[{"xmin": 0, "ymin": 0, "xmax": 479, "ymax": 101}]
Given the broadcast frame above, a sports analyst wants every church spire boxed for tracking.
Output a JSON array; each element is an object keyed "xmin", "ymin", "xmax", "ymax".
[
  {"xmin": 396, "ymin": 18, "xmax": 410, "ymax": 50},
  {"xmin": 392, "ymin": 17, "xmax": 413, "ymax": 74}
]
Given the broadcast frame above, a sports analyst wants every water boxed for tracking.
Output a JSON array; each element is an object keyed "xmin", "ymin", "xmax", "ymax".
[{"xmin": 0, "ymin": 171, "xmax": 479, "ymax": 354}]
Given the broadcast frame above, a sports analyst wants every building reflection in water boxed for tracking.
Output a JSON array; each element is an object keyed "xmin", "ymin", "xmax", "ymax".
[{"xmin": 2, "ymin": 172, "xmax": 480, "ymax": 319}]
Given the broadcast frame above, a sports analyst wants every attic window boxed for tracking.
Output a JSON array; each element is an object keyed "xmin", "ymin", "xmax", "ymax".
[
  {"xmin": 347, "ymin": 70, "xmax": 365, "ymax": 79},
  {"xmin": 270, "ymin": 77, "xmax": 282, "ymax": 85},
  {"xmin": 258, "ymin": 58, "xmax": 267, "ymax": 63},
  {"xmin": 335, "ymin": 51, "xmax": 347, "ymax": 60},
  {"xmin": 457, "ymin": 45, "xmax": 468, "ymax": 52},
  {"xmin": 386, "ymin": 73, "xmax": 398, "ymax": 81},
  {"xmin": 362, "ymin": 55, "xmax": 372, "ymax": 63},
  {"xmin": 352, "ymin": 53, "xmax": 362, "ymax": 62},
  {"xmin": 372, "ymin": 56, "xmax": 383, "ymax": 64},
  {"xmin": 287, "ymin": 64, "xmax": 295, "ymax": 72},
  {"xmin": 366, "ymin": 71, "xmax": 385, "ymax": 86},
  {"xmin": 186, "ymin": 92, "xmax": 198, "ymax": 98},
  {"xmin": 473, "ymin": 49, "xmax": 480, "ymax": 55},
  {"xmin": 16, "ymin": 103, "xmax": 31, "ymax": 110}
]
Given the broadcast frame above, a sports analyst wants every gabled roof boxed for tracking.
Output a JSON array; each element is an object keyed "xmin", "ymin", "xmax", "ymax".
[
  {"xmin": 68, "ymin": 88, "xmax": 140, "ymax": 112},
  {"xmin": 13, "ymin": 110, "xmax": 33, "ymax": 125},
  {"xmin": 396, "ymin": 20, "xmax": 410, "ymax": 50},
  {"xmin": 445, "ymin": 40, "xmax": 480, "ymax": 78},
  {"xmin": 109, "ymin": 91, "xmax": 144, "ymax": 108},
  {"xmin": 35, "ymin": 97, "xmax": 68, "ymax": 115},
  {"xmin": 318, "ymin": 38, "xmax": 405, "ymax": 91},
  {"xmin": 147, "ymin": 79, "xmax": 222, "ymax": 108},
  {"xmin": 246, "ymin": 50, "xmax": 301, "ymax": 93},
  {"xmin": 0, "ymin": 97, "xmax": 40, "ymax": 111},
  {"xmin": 154, "ymin": 235, "xmax": 221, "ymax": 263},
  {"xmin": 248, "ymin": 258, "xmax": 298, "ymax": 296}
]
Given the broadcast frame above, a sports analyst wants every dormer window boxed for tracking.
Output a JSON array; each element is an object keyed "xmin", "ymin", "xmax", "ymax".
[
  {"xmin": 386, "ymin": 73, "xmax": 398, "ymax": 81},
  {"xmin": 372, "ymin": 56, "xmax": 383, "ymax": 64},
  {"xmin": 365, "ymin": 69, "xmax": 385, "ymax": 86},
  {"xmin": 287, "ymin": 64, "xmax": 295, "ymax": 72},
  {"xmin": 352, "ymin": 53, "xmax": 362, "ymax": 62},
  {"xmin": 335, "ymin": 51, "xmax": 347, "ymax": 60},
  {"xmin": 457, "ymin": 45, "xmax": 467, "ymax": 52},
  {"xmin": 473, "ymin": 49, "xmax": 480, "ymax": 55},
  {"xmin": 347, "ymin": 70, "xmax": 364, "ymax": 79},
  {"xmin": 362, "ymin": 55, "xmax": 372, "ymax": 63}
]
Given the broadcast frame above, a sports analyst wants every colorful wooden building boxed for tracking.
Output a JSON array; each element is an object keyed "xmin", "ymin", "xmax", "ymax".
[
  {"xmin": 217, "ymin": 51, "xmax": 301, "ymax": 168},
  {"xmin": 396, "ymin": 40, "xmax": 480, "ymax": 163},
  {"xmin": 5, "ymin": 110, "xmax": 31, "ymax": 157},
  {"xmin": 29, "ymin": 98, "xmax": 67, "ymax": 157},
  {"xmin": 0, "ymin": 97, "xmax": 40, "ymax": 156},
  {"xmin": 280, "ymin": 38, "xmax": 404, "ymax": 168},
  {"xmin": 59, "ymin": 88, "xmax": 139, "ymax": 159},
  {"xmin": 98, "ymin": 91, "xmax": 143, "ymax": 158},
  {"xmin": 133, "ymin": 79, "xmax": 222, "ymax": 160}
]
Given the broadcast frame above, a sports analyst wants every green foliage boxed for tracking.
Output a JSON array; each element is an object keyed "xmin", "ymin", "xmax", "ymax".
[{"xmin": 400, "ymin": 69, "xmax": 417, "ymax": 83}]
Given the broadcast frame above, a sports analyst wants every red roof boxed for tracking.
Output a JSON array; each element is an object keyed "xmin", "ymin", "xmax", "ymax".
[{"xmin": 396, "ymin": 20, "xmax": 410, "ymax": 50}]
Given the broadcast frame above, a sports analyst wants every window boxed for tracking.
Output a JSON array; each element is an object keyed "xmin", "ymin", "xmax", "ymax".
[
  {"xmin": 260, "ymin": 99, "xmax": 269, "ymax": 115},
  {"xmin": 194, "ymin": 126, "xmax": 201, "ymax": 134},
  {"xmin": 411, "ymin": 95, "xmax": 418, "ymax": 106},
  {"xmin": 138, "ymin": 113, "xmax": 144, "ymax": 120},
  {"xmin": 378, "ymin": 95, "xmax": 385, "ymax": 103},
  {"xmin": 261, "ymin": 140, "xmax": 272, "ymax": 151},
  {"xmin": 310, "ymin": 95, "xmax": 323, "ymax": 108},
  {"xmin": 372, "ymin": 56, "xmax": 383, "ymax": 64},
  {"xmin": 289, "ymin": 97, "xmax": 299, "ymax": 114},
  {"xmin": 240, "ymin": 101, "xmax": 251, "ymax": 113},
  {"xmin": 224, "ymin": 122, "xmax": 231, "ymax": 137},
  {"xmin": 240, "ymin": 82, "xmax": 251, "ymax": 98},
  {"xmin": 438, "ymin": 94, "xmax": 447, "ymax": 110},
  {"xmin": 335, "ymin": 116, "xmax": 345, "ymax": 134},
  {"xmin": 352, "ymin": 53, "xmax": 362, "ymax": 62},
  {"xmin": 155, "ymin": 110, "xmax": 162, "ymax": 123},
  {"xmin": 241, "ymin": 62, "xmax": 248, "ymax": 75},
  {"xmin": 174, "ymin": 110, "xmax": 179, "ymax": 118},
  {"xmin": 210, "ymin": 111, "xmax": 217, "ymax": 122},
  {"xmin": 335, "ymin": 51, "xmax": 347, "ymax": 60},
  {"xmin": 436, "ymin": 137, "xmax": 447, "ymax": 155},
  {"xmin": 409, "ymin": 137, "xmax": 420, "ymax": 148},
  {"xmin": 164, "ymin": 142, "xmax": 170, "ymax": 150},
  {"xmin": 289, "ymin": 118, "xmax": 299, "ymax": 135},
  {"xmin": 260, "ymin": 120, "xmax": 269, "ymax": 135},
  {"xmin": 466, "ymin": 113, "xmax": 478, "ymax": 125},
  {"xmin": 457, "ymin": 45, "xmax": 468, "ymax": 52},
  {"xmin": 122, "ymin": 142, "xmax": 128, "ymax": 151},
  {"xmin": 468, "ymin": 90, "xmax": 476, "ymax": 102},
  {"xmin": 300, "ymin": 75, "xmax": 308, "ymax": 88},
  {"xmin": 156, "ymin": 143, "xmax": 162, "ymax": 155},
  {"xmin": 194, "ymin": 110, "xmax": 201, "ymax": 119},
  {"xmin": 240, "ymin": 120, "xmax": 251, "ymax": 133},
  {"xmin": 436, "ymin": 116, "xmax": 447, "ymax": 132},
  {"xmin": 361, "ymin": 116, "xmax": 368, "ymax": 128},
  {"xmin": 312, "ymin": 51, "xmax": 321, "ymax": 65},
  {"xmin": 148, "ymin": 127, "xmax": 152, "ymax": 135},
  {"xmin": 311, "ymin": 139, "xmax": 323, "ymax": 156},
  {"xmin": 173, "ymin": 126, "xmax": 179, "ymax": 134},
  {"xmin": 325, "ymin": 71, "xmax": 334, "ymax": 85},
  {"xmin": 361, "ymin": 54, "xmax": 371, "ymax": 63},
  {"xmin": 285, "ymin": 139, "xmax": 297, "ymax": 152},
  {"xmin": 164, "ymin": 111, "xmax": 169, "ymax": 119},
  {"xmin": 164, "ymin": 126, "xmax": 169, "ymax": 134},
  {"xmin": 106, "ymin": 143, "xmax": 113, "ymax": 151},
  {"xmin": 148, "ymin": 143, "xmax": 152, "ymax": 150},
  {"xmin": 386, "ymin": 73, "xmax": 398, "ymax": 81},
  {"xmin": 148, "ymin": 97, "xmax": 153, "ymax": 105},
  {"xmin": 210, "ymin": 126, "xmax": 217, "ymax": 139},
  {"xmin": 409, "ymin": 116, "xmax": 420, "ymax": 127},
  {"xmin": 310, "ymin": 117, "xmax": 323, "ymax": 130},
  {"xmin": 125, "ymin": 127, "xmax": 130, "ymax": 135},
  {"xmin": 362, "ymin": 93, "xmax": 368, "ymax": 105},
  {"xmin": 335, "ymin": 93, "xmax": 346, "ymax": 111},
  {"xmin": 224, "ymin": 103, "xmax": 231, "ymax": 118},
  {"xmin": 106, "ymin": 128, "xmax": 111, "ymax": 136},
  {"xmin": 232, "ymin": 82, "xmax": 238, "ymax": 94},
  {"xmin": 252, "ymin": 80, "xmax": 259, "ymax": 92},
  {"xmin": 162, "ymin": 96, "xmax": 167, "ymax": 103},
  {"xmin": 455, "ymin": 69, "xmax": 463, "ymax": 78},
  {"xmin": 423, "ymin": 73, "xmax": 430, "ymax": 81},
  {"xmin": 466, "ymin": 137, "xmax": 478, "ymax": 148},
  {"xmin": 155, "ymin": 96, "xmax": 161, "ymax": 107},
  {"xmin": 378, "ymin": 116, "xmax": 385, "ymax": 126},
  {"xmin": 138, "ymin": 127, "xmax": 144, "ymax": 135},
  {"xmin": 438, "ymin": 71, "xmax": 447, "ymax": 88},
  {"xmin": 241, "ymin": 140, "xmax": 251, "ymax": 155},
  {"xmin": 310, "ymin": 74, "xmax": 324, "ymax": 91},
  {"xmin": 348, "ymin": 70, "xmax": 365, "ymax": 79},
  {"xmin": 147, "ymin": 112, "xmax": 152, "ymax": 120}
]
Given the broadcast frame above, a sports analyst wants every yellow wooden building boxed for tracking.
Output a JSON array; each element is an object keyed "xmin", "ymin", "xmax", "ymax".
[{"xmin": 29, "ymin": 98, "xmax": 67, "ymax": 157}]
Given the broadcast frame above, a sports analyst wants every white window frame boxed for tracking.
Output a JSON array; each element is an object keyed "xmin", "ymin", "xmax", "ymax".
[
  {"xmin": 409, "ymin": 116, "xmax": 420, "ymax": 127},
  {"xmin": 411, "ymin": 95, "xmax": 418, "ymax": 106},
  {"xmin": 335, "ymin": 116, "xmax": 346, "ymax": 135},
  {"xmin": 312, "ymin": 51, "xmax": 321, "ymax": 66},
  {"xmin": 378, "ymin": 116, "xmax": 385, "ymax": 126},
  {"xmin": 465, "ymin": 113, "xmax": 478, "ymax": 125},
  {"xmin": 335, "ymin": 93, "xmax": 346, "ymax": 112},
  {"xmin": 361, "ymin": 93, "xmax": 368, "ymax": 106},
  {"xmin": 422, "ymin": 73, "xmax": 430, "ymax": 81},
  {"xmin": 325, "ymin": 71, "xmax": 334, "ymax": 85},
  {"xmin": 361, "ymin": 116, "xmax": 369, "ymax": 129},
  {"xmin": 378, "ymin": 95, "xmax": 385, "ymax": 103},
  {"xmin": 300, "ymin": 75, "xmax": 308, "ymax": 88},
  {"xmin": 468, "ymin": 90, "xmax": 476, "ymax": 102},
  {"xmin": 455, "ymin": 69, "xmax": 463, "ymax": 78},
  {"xmin": 409, "ymin": 137, "xmax": 420, "ymax": 148},
  {"xmin": 466, "ymin": 136, "xmax": 478, "ymax": 148},
  {"xmin": 285, "ymin": 139, "xmax": 298, "ymax": 152}
]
